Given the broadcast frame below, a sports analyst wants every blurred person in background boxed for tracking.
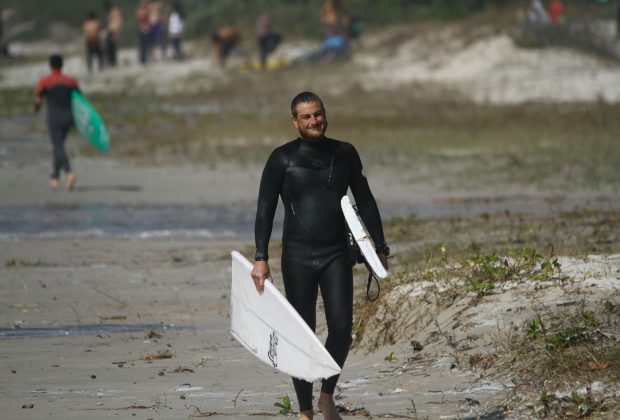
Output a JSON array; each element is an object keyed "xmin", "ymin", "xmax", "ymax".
[
  {"xmin": 104, "ymin": 1, "xmax": 123, "ymax": 67},
  {"xmin": 320, "ymin": 0, "xmax": 349, "ymax": 37},
  {"xmin": 83, "ymin": 11, "xmax": 103, "ymax": 72},
  {"xmin": 617, "ymin": 0, "xmax": 620, "ymax": 38},
  {"xmin": 547, "ymin": 0, "xmax": 564, "ymax": 24},
  {"xmin": 136, "ymin": 0, "xmax": 150, "ymax": 64},
  {"xmin": 34, "ymin": 55, "xmax": 80, "ymax": 192},
  {"xmin": 0, "ymin": 8, "xmax": 8, "ymax": 57},
  {"xmin": 212, "ymin": 26, "xmax": 245, "ymax": 68},
  {"xmin": 526, "ymin": 0, "xmax": 549, "ymax": 25},
  {"xmin": 147, "ymin": 0, "xmax": 167, "ymax": 61},
  {"xmin": 168, "ymin": 1, "xmax": 185, "ymax": 60},
  {"xmin": 255, "ymin": 11, "xmax": 282, "ymax": 70}
]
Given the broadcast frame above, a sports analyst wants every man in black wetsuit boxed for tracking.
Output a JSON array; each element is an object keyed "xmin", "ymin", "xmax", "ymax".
[
  {"xmin": 251, "ymin": 92, "xmax": 389, "ymax": 420},
  {"xmin": 34, "ymin": 55, "xmax": 79, "ymax": 191}
]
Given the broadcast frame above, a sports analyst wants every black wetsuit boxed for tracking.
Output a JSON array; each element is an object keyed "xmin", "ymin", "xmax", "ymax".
[
  {"xmin": 35, "ymin": 71, "xmax": 79, "ymax": 179},
  {"xmin": 254, "ymin": 137, "xmax": 385, "ymax": 411}
]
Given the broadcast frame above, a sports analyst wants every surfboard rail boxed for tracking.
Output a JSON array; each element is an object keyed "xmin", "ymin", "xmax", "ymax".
[
  {"xmin": 71, "ymin": 90, "xmax": 110, "ymax": 154},
  {"xmin": 341, "ymin": 195, "xmax": 389, "ymax": 279}
]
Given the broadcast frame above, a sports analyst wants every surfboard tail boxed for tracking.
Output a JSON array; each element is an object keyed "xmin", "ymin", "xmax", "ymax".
[
  {"xmin": 341, "ymin": 196, "xmax": 390, "ymax": 279},
  {"xmin": 230, "ymin": 251, "xmax": 341, "ymax": 382}
]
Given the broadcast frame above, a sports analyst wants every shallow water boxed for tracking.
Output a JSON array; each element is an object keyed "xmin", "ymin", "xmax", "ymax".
[
  {"xmin": 0, "ymin": 323, "xmax": 194, "ymax": 339},
  {"xmin": 0, "ymin": 203, "xmax": 265, "ymax": 240},
  {"xmin": 1, "ymin": 194, "xmax": 618, "ymax": 240}
]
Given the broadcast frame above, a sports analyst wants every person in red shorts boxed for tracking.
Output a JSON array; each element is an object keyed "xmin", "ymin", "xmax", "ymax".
[
  {"xmin": 548, "ymin": 0, "xmax": 564, "ymax": 25},
  {"xmin": 34, "ymin": 55, "xmax": 80, "ymax": 191}
]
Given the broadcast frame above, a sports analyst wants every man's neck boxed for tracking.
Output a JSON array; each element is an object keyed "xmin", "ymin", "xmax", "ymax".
[{"xmin": 300, "ymin": 136, "xmax": 326, "ymax": 142}]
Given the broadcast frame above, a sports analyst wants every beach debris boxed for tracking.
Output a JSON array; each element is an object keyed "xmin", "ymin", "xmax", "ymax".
[
  {"xmin": 335, "ymin": 404, "xmax": 371, "ymax": 416},
  {"xmin": 175, "ymin": 384, "xmax": 203, "ymax": 392},
  {"xmin": 410, "ymin": 340, "xmax": 423, "ymax": 351},
  {"xmin": 143, "ymin": 351, "xmax": 173, "ymax": 361},
  {"xmin": 122, "ymin": 404, "xmax": 155, "ymax": 409},
  {"xmin": 90, "ymin": 374, "xmax": 96, "ymax": 379},
  {"xmin": 99, "ymin": 315, "xmax": 127, "ymax": 321},
  {"xmin": 21, "ymin": 404, "xmax": 34, "ymax": 409},
  {"xmin": 173, "ymin": 367, "xmax": 195, "ymax": 373},
  {"xmin": 185, "ymin": 404, "xmax": 217, "ymax": 417},
  {"xmin": 146, "ymin": 330, "xmax": 162, "ymax": 340},
  {"xmin": 384, "ymin": 352, "xmax": 398, "ymax": 362},
  {"xmin": 587, "ymin": 362, "xmax": 608, "ymax": 371},
  {"xmin": 143, "ymin": 354, "xmax": 172, "ymax": 361}
]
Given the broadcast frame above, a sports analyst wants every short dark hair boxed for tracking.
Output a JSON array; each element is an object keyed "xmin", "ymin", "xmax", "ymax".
[
  {"xmin": 291, "ymin": 91, "xmax": 325, "ymax": 117},
  {"xmin": 49, "ymin": 54, "xmax": 63, "ymax": 70}
]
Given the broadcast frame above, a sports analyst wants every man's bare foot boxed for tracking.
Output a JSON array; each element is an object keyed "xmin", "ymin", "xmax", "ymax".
[
  {"xmin": 66, "ymin": 173, "xmax": 76, "ymax": 192},
  {"xmin": 299, "ymin": 409, "xmax": 314, "ymax": 420},
  {"xmin": 49, "ymin": 179, "xmax": 60, "ymax": 189},
  {"xmin": 317, "ymin": 392, "xmax": 342, "ymax": 420}
]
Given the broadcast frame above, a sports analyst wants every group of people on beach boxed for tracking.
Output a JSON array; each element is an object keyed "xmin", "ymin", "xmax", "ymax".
[
  {"xmin": 525, "ymin": 0, "xmax": 565, "ymax": 26},
  {"xmin": 135, "ymin": 0, "xmax": 186, "ymax": 64},
  {"xmin": 81, "ymin": 0, "xmax": 186, "ymax": 71},
  {"xmin": 81, "ymin": 1, "xmax": 124, "ymax": 72},
  {"xmin": 78, "ymin": 0, "xmax": 360, "ymax": 71}
]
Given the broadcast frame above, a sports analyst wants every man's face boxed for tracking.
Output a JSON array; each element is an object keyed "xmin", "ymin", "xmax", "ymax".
[{"xmin": 292, "ymin": 101, "xmax": 328, "ymax": 140}]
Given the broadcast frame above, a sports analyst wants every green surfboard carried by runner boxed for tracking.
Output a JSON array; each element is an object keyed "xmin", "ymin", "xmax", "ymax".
[{"xmin": 71, "ymin": 90, "xmax": 109, "ymax": 153}]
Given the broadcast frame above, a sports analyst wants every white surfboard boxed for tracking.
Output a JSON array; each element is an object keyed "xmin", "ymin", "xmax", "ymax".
[
  {"xmin": 341, "ymin": 196, "xmax": 389, "ymax": 279},
  {"xmin": 229, "ymin": 251, "xmax": 341, "ymax": 382}
]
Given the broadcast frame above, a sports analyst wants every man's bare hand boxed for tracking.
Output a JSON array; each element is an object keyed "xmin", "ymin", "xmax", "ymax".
[{"xmin": 251, "ymin": 260, "xmax": 271, "ymax": 295}]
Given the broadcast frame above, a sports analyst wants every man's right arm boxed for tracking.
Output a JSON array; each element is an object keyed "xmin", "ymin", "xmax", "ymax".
[
  {"xmin": 34, "ymin": 79, "xmax": 46, "ymax": 112},
  {"xmin": 252, "ymin": 147, "xmax": 286, "ymax": 293}
]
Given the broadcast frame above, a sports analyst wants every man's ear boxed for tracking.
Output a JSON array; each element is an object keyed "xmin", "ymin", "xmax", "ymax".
[{"xmin": 291, "ymin": 116, "xmax": 299, "ymax": 129}]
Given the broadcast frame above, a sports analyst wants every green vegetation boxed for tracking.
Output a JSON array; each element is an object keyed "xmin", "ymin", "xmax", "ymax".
[
  {"xmin": 464, "ymin": 247, "xmax": 564, "ymax": 296},
  {"xmin": 274, "ymin": 395, "xmax": 292, "ymax": 416},
  {"xmin": 5, "ymin": 258, "xmax": 51, "ymax": 268}
]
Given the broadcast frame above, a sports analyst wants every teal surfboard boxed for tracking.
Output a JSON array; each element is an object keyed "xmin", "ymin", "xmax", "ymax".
[{"xmin": 71, "ymin": 91, "xmax": 109, "ymax": 153}]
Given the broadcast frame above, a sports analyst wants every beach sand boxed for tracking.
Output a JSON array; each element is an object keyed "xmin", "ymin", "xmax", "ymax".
[{"xmin": 1, "ymin": 235, "xmax": 513, "ymax": 420}]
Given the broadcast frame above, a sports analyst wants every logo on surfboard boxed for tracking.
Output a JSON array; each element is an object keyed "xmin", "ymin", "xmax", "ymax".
[{"xmin": 268, "ymin": 331, "xmax": 278, "ymax": 367}]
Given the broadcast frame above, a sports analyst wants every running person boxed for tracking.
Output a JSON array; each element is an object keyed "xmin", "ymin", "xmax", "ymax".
[
  {"xmin": 34, "ymin": 54, "xmax": 79, "ymax": 191},
  {"xmin": 251, "ymin": 92, "xmax": 389, "ymax": 420}
]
